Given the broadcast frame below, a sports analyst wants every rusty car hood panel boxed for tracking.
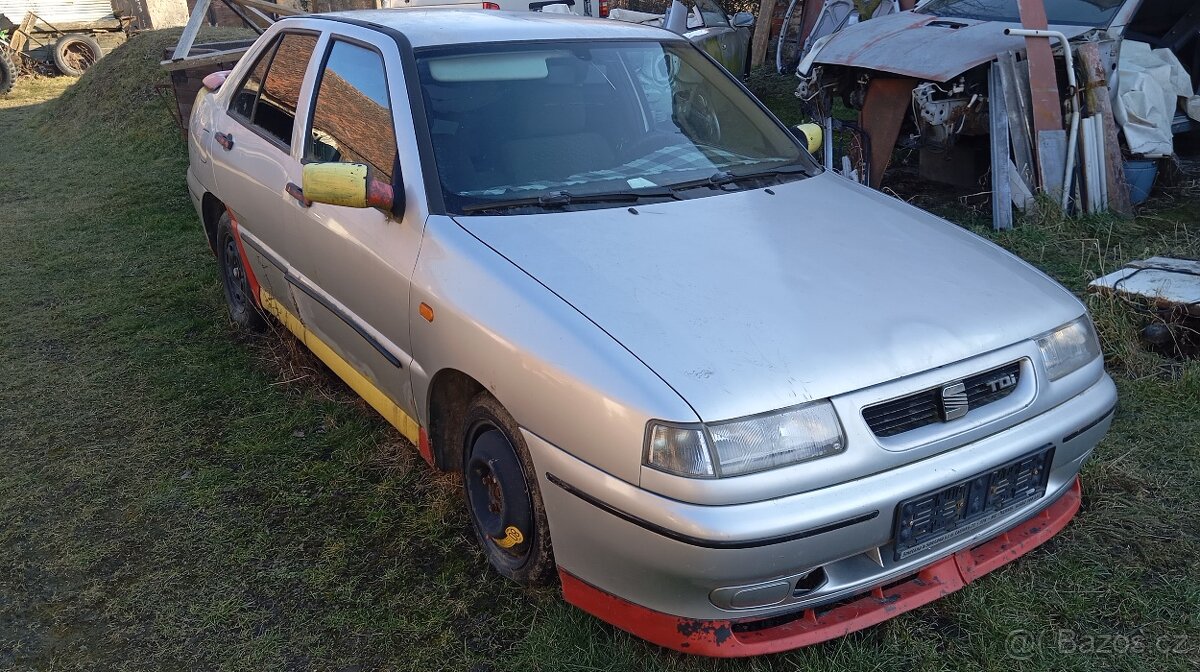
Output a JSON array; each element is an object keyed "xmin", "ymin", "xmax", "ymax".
[
  {"xmin": 811, "ymin": 12, "xmax": 1091, "ymax": 82},
  {"xmin": 453, "ymin": 173, "xmax": 1084, "ymax": 422}
]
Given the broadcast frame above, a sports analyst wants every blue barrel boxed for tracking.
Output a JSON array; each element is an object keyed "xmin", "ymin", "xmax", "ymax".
[{"xmin": 1123, "ymin": 159, "xmax": 1158, "ymax": 205}]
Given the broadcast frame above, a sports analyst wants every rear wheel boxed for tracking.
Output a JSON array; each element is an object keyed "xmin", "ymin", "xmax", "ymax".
[
  {"xmin": 462, "ymin": 392, "xmax": 555, "ymax": 586},
  {"xmin": 216, "ymin": 212, "xmax": 266, "ymax": 332},
  {"xmin": 0, "ymin": 49, "xmax": 15, "ymax": 96},
  {"xmin": 53, "ymin": 34, "xmax": 102, "ymax": 77}
]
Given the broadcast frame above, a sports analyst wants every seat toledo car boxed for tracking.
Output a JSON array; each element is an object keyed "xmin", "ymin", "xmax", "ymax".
[{"xmin": 185, "ymin": 9, "xmax": 1117, "ymax": 656}]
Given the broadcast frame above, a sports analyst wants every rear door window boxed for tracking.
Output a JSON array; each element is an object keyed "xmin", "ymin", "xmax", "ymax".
[
  {"xmin": 306, "ymin": 40, "xmax": 398, "ymax": 182},
  {"xmin": 229, "ymin": 32, "xmax": 319, "ymax": 148}
]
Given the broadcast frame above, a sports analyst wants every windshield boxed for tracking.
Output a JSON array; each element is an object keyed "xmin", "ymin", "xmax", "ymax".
[
  {"xmin": 415, "ymin": 40, "xmax": 811, "ymax": 214},
  {"xmin": 919, "ymin": 0, "xmax": 1125, "ymax": 27}
]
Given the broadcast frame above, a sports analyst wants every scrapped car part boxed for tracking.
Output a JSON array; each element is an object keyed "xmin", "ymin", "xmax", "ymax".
[
  {"xmin": 560, "ymin": 478, "xmax": 1083, "ymax": 655},
  {"xmin": 799, "ymin": 0, "xmax": 901, "ymax": 69},
  {"xmin": 774, "ymin": 0, "xmax": 806, "ymax": 74},
  {"xmin": 1090, "ymin": 257, "xmax": 1200, "ymax": 358},
  {"xmin": 610, "ymin": 0, "xmax": 753, "ymax": 78},
  {"xmin": 802, "ymin": 11, "xmax": 1091, "ymax": 82},
  {"xmin": 185, "ymin": 10, "xmax": 1116, "ymax": 656},
  {"xmin": 796, "ymin": 0, "xmax": 1200, "ymax": 223}
]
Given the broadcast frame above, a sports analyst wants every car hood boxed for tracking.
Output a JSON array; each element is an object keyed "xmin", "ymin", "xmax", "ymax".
[
  {"xmin": 453, "ymin": 174, "xmax": 1083, "ymax": 421},
  {"xmin": 810, "ymin": 12, "xmax": 1092, "ymax": 81}
]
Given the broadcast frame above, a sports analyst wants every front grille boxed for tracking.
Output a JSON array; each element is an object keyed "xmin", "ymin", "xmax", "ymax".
[{"xmin": 862, "ymin": 361, "xmax": 1022, "ymax": 438}]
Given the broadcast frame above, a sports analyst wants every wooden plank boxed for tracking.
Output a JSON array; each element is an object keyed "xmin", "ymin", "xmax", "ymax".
[
  {"xmin": 1076, "ymin": 41, "xmax": 1133, "ymax": 217},
  {"xmin": 171, "ymin": 0, "xmax": 212, "ymax": 61},
  {"xmin": 26, "ymin": 19, "xmax": 124, "ymax": 32},
  {"xmin": 998, "ymin": 51, "xmax": 1034, "ymax": 194},
  {"xmin": 226, "ymin": 0, "xmax": 304, "ymax": 17},
  {"xmin": 1016, "ymin": 0, "xmax": 1064, "ymax": 133},
  {"xmin": 750, "ymin": 0, "xmax": 774, "ymax": 69},
  {"xmin": 161, "ymin": 45, "xmax": 250, "ymax": 70},
  {"xmin": 10, "ymin": 12, "xmax": 36, "ymax": 54},
  {"xmin": 990, "ymin": 63, "xmax": 1013, "ymax": 230},
  {"xmin": 219, "ymin": 0, "xmax": 267, "ymax": 34}
]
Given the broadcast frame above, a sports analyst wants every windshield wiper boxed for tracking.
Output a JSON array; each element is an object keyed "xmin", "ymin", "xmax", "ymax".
[
  {"xmin": 460, "ymin": 188, "xmax": 681, "ymax": 213},
  {"xmin": 734, "ymin": 163, "xmax": 814, "ymax": 181},
  {"xmin": 665, "ymin": 163, "xmax": 813, "ymax": 193}
]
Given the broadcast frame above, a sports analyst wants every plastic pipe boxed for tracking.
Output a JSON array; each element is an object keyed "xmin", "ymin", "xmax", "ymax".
[{"xmin": 1005, "ymin": 28, "xmax": 1080, "ymax": 210}]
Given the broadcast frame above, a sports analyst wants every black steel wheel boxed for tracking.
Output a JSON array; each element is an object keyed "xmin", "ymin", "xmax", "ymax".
[
  {"xmin": 462, "ymin": 392, "xmax": 554, "ymax": 585},
  {"xmin": 52, "ymin": 34, "xmax": 102, "ymax": 77},
  {"xmin": 215, "ymin": 212, "xmax": 266, "ymax": 332}
]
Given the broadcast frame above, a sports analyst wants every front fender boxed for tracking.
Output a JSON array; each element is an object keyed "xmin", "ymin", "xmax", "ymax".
[{"xmin": 409, "ymin": 215, "xmax": 696, "ymax": 485}]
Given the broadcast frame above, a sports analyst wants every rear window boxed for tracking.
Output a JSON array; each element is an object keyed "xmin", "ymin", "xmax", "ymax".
[
  {"xmin": 919, "ymin": 0, "xmax": 1125, "ymax": 27},
  {"xmin": 229, "ymin": 32, "xmax": 318, "ymax": 147}
]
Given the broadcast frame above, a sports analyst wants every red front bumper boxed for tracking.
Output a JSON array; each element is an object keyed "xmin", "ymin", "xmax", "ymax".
[{"xmin": 559, "ymin": 477, "xmax": 1082, "ymax": 657}]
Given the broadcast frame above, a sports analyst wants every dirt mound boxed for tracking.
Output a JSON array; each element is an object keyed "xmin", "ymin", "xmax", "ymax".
[{"xmin": 41, "ymin": 26, "xmax": 253, "ymax": 141}]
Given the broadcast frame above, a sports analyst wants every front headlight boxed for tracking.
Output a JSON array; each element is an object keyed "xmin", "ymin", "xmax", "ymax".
[
  {"xmin": 644, "ymin": 401, "xmax": 846, "ymax": 478},
  {"xmin": 1037, "ymin": 316, "xmax": 1101, "ymax": 381}
]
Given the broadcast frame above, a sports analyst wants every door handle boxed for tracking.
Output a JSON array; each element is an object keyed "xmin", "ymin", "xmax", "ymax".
[
  {"xmin": 285, "ymin": 182, "xmax": 311, "ymax": 207},
  {"xmin": 214, "ymin": 131, "xmax": 234, "ymax": 151}
]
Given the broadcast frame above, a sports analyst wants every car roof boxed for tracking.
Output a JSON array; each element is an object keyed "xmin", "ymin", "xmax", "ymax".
[{"xmin": 308, "ymin": 9, "xmax": 681, "ymax": 48}]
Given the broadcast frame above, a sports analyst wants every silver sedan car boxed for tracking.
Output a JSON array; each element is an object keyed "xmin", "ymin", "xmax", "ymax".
[{"xmin": 186, "ymin": 9, "xmax": 1117, "ymax": 656}]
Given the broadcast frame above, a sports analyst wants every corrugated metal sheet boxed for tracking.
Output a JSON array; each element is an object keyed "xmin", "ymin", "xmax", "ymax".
[{"xmin": 0, "ymin": 0, "xmax": 116, "ymax": 24}]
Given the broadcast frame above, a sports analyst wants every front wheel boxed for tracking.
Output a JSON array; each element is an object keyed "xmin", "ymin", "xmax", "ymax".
[{"xmin": 462, "ymin": 392, "xmax": 555, "ymax": 585}]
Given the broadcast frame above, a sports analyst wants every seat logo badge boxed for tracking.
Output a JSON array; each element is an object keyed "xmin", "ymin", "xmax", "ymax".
[
  {"xmin": 940, "ymin": 382, "xmax": 969, "ymax": 421},
  {"xmin": 985, "ymin": 372, "xmax": 1018, "ymax": 394}
]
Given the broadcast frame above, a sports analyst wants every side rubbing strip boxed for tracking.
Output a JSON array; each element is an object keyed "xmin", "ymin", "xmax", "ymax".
[
  {"xmin": 237, "ymin": 233, "xmax": 402, "ymax": 369},
  {"xmin": 285, "ymin": 275, "xmax": 403, "ymax": 368},
  {"xmin": 546, "ymin": 473, "xmax": 879, "ymax": 549},
  {"xmin": 259, "ymin": 287, "xmax": 420, "ymax": 444},
  {"xmin": 1062, "ymin": 404, "xmax": 1116, "ymax": 444}
]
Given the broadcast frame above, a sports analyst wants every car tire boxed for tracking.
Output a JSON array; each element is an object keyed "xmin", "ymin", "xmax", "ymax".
[
  {"xmin": 52, "ymin": 34, "xmax": 102, "ymax": 77},
  {"xmin": 216, "ymin": 211, "xmax": 267, "ymax": 332},
  {"xmin": 0, "ymin": 49, "xmax": 14, "ymax": 96},
  {"xmin": 461, "ymin": 391, "xmax": 555, "ymax": 586}
]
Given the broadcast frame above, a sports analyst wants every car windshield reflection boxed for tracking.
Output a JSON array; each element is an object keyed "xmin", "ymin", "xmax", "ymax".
[{"xmin": 415, "ymin": 40, "xmax": 811, "ymax": 214}]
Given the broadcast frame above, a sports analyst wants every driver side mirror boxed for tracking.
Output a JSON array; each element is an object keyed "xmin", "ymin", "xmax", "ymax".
[
  {"xmin": 792, "ymin": 123, "xmax": 823, "ymax": 155},
  {"xmin": 302, "ymin": 162, "xmax": 398, "ymax": 213},
  {"xmin": 731, "ymin": 11, "xmax": 754, "ymax": 28}
]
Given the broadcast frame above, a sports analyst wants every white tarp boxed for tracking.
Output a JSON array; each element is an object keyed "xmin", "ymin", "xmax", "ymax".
[{"xmin": 1112, "ymin": 40, "xmax": 1195, "ymax": 157}]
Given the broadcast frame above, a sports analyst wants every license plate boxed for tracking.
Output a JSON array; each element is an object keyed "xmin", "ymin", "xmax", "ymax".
[{"xmin": 893, "ymin": 445, "xmax": 1055, "ymax": 561}]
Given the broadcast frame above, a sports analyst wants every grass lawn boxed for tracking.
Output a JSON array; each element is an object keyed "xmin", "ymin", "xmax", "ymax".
[{"xmin": 0, "ymin": 30, "xmax": 1197, "ymax": 671}]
